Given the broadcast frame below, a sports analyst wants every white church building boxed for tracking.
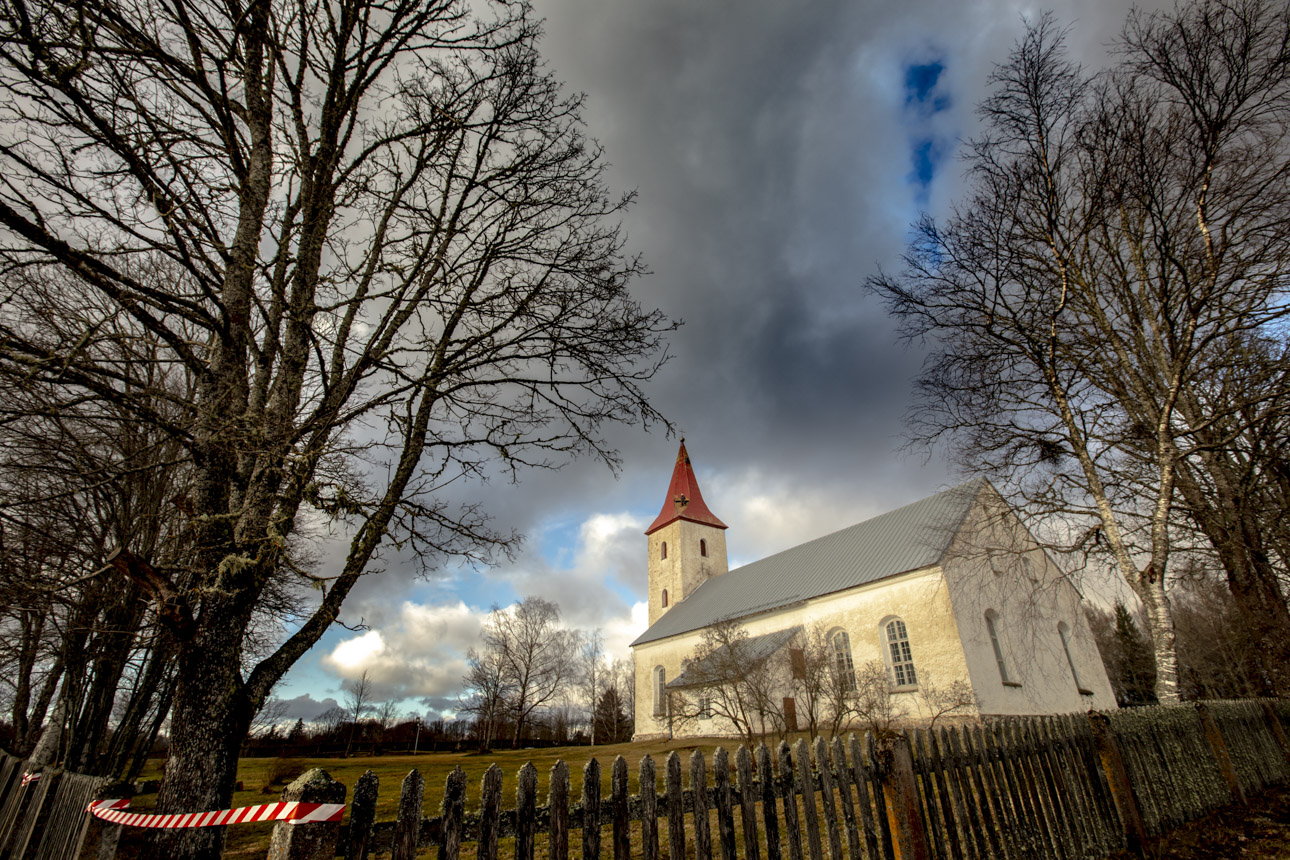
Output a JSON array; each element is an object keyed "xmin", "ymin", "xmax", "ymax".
[{"xmin": 631, "ymin": 442, "xmax": 1116, "ymax": 740}]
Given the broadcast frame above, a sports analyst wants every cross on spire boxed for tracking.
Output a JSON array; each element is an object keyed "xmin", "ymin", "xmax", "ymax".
[{"xmin": 645, "ymin": 440, "xmax": 727, "ymax": 535}]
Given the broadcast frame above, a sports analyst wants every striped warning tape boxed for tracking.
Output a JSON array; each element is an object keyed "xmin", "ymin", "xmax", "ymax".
[
  {"xmin": 87, "ymin": 799, "xmax": 345, "ymax": 828},
  {"xmin": 20, "ymin": 772, "xmax": 41, "ymax": 787}
]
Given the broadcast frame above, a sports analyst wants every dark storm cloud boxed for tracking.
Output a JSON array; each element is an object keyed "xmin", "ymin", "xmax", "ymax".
[
  {"xmin": 338, "ymin": 0, "xmax": 1177, "ymax": 596},
  {"xmin": 304, "ymin": 0, "xmax": 1178, "ymax": 698}
]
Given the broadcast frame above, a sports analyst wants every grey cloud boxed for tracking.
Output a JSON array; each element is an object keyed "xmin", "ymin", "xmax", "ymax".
[
  {"xmin": 286, "ymin": 0, "xmax": 1177, "ymax": 702},
  {"xmin": 275, "ymin": 694, "xmax": 342, "ymax": 721}
]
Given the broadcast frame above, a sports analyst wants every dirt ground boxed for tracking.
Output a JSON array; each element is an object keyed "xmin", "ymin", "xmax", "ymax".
[{"xmin": 1114, "ymin": 784, "xmax": 1290, "ymax": 860}]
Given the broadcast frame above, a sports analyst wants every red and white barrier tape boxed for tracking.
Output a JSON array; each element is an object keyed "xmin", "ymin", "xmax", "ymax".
[
  {"xmin": 20, "ymin": 772, "xmax": 41, "ymax": 787},
  {"xmin": 87, "ymin": 799, "xmax": 344, "ymax": 828}
]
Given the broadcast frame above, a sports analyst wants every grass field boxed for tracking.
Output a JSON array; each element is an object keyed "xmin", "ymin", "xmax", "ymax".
[{"xmin": 126, "ymin": 735, "xmax": 761, "ymax": 859}]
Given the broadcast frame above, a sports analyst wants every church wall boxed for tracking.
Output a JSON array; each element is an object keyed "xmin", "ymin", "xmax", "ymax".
[
  {"xmin": 939, "ymin": 488, "xmax": 1118, "ymax": 715},
  {"xmin": 633, "ymin": 565, "xmax": 979, "ymax": 740}
]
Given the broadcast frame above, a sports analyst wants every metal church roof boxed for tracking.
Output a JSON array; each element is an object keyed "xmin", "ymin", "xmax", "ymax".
[
  {"xmin": 645, "ymin": 439, "xmax": 728, "ymax": 535},
  {"xmin": 631, "ymin": 478, "xmax": 987, "ymax": 647}
]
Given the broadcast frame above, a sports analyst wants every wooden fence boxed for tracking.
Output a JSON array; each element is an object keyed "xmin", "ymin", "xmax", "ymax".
[
  {"xmin": 2, "ymin": 699, "xmax": 1288, "ymax": 860},
  {"xmin": 334, "ymin": 700, "xmax": 1290, "ymax": 860}
]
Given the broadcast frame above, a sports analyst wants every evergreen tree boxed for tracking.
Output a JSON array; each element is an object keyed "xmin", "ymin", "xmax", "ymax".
[
  {"xmin": 1112, "ymin": 603, "xmax": 1158, "ymax": 707},
  {"xmin": 286, "ymin": 719, "xmax": 306, "ymax": 744},
  {"xmin": 593, "ymin": 688, "xmax": 631, "ymax": 744}
]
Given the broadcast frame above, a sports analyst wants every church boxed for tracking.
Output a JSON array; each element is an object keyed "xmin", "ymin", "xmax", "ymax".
[{"xmin": 631, "ymin": 442, "xmax": 1116, "ymax": 740}]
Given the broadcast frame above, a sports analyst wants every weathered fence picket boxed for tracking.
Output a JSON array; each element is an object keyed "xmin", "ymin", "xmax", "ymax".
[
  {"xmin": 712, "ymin": 748, "xmax": 737, "ymax": 860},
  {"xmin": 516, "ymin": 762, "xmax": 536, "ymax": 860},
  {"xmin": 548, "ymin": 761, "xmax": 569, "ymax": 860},
  {"xmin": 582, "ymin": 758, "xmax": 600, "ymax": 860},
  {"xmin": 391, "ymin": 769, "xmax": 423, "ymax": 860},
  {"xmin": 665, "ymin": 752, "xmax": 684, "ymax": 860},
  {"xmin": 478, "ymin": 765, "xmax": 502, "ymax": 860},
  {"xmin": 812, "ymin": 737, "xmax": 843, "ymax": 860},
  {"xmin": 640, "ymin": 755, "xmax": 658, "ymax": 860},
  {"xmin": 344, "ymin": 770, "xmax": 377, "ymax": 860},
  {"xmin": 792, "ymin": 739, "xmax": 822, "ymax": 860},
  {"xmin": 736, "ymin": 745, "xmax": 762, "ymax": 860},
  {"xmin": 610, "ymin": 756, "xmax": 630, "ymax": 860},
  {"xmin": 828, "ymin": 737, "xmax": 863, "ymax": 860},
  {"xmin": 691, "ymin": 749, "xmax": 712, "ymax": 860}
]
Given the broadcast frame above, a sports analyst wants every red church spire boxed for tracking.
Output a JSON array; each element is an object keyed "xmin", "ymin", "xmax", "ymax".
[{"xmin": 645, "ymin": 439, "xmax": 728, "ymax": 535}]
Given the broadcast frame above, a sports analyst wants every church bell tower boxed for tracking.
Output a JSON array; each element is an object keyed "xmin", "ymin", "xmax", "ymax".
[{"xmin": 645, "ymin": 440, "xmax": 729, "ymax": 626}]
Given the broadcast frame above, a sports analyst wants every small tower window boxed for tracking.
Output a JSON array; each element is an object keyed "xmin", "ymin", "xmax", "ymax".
[
  {"xmin": 661, "ymin": 541, "xmax": 667, "ymax": 560},
  {"xmin": 661, "ymin": 589, "xmax": 668, "ymax": 607},
  {"xmin": 700, "ymin": 539, "xmax": 707, "ymax": 557}
]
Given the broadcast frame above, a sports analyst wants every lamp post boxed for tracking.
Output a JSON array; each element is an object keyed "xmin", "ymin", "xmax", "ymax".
[{"xmin": 413, "ymin": 717, "xmax": 421, "ymax": 755}]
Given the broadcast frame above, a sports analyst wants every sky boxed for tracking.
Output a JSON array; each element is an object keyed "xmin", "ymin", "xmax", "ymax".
[{"xmin": 272, "ymin": 0, "xmax": 1170, "ymax": 724}]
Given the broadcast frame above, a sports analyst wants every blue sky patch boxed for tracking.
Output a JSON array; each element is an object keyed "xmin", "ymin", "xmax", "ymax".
[{"xmin": 902, "ymin": 56, "xmax": 951, "ymax": 201}]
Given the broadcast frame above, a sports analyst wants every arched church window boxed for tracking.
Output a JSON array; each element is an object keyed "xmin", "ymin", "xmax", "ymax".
[
  {"xmin": 661, "ymin": 589, "xmax": 668, "ymax": 607},
  {"xmin": 985, "ymin": 610, "xmax": 1013, "ymax": 684},
  {"xmin": 830, "ymin": 630, "xmax": 856, "ymax": 691},
  {"xmin": 885, "ymin": 619, "xmax": 918, "ymax": 686},
  {"xmin": 700, "ymin": 539, "xmax": 707, "ymax": 557},
  {"xmin": 653, "ymin": 666, "xmax": 666, "ymax": 715},
  {"xmin": 661, "ymin": 542, "xmax": 667, "ymax": 560}
]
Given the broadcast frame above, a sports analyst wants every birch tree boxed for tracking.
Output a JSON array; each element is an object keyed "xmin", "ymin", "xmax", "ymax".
[{"xmin": 869, "ymin": 2, "xmax": 1290, "ymax": 702}]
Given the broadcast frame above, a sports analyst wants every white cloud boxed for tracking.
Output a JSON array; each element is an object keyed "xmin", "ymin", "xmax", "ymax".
[
  {"xmin": 320, "ymin": 512, "xmax": 652, "ymax": 708},
  {"xmin": 321, "ymin": 601, "xmax": 484, "ymax": 704}
]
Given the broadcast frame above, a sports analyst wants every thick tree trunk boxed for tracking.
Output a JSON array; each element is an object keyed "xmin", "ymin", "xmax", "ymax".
[
  {"xmin": 141, "ymin": 609, "xmax": 253, "ymax": 860},
  {"xmin": 68, "ymin": 586, "xmax": 146, "ymax": 773},
  {"xmin": 10, "ymin": 609, "xmax": 43, "ymax": 748},
  {"xmin": 106, "ymin": 638, "xmax": 175, "ymax": 777}
]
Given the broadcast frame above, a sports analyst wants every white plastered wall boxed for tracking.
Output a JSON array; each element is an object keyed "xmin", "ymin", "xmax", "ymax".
[
  {"xmin": 632, "ymin": 566, "xmax": 981, "ymax": 740},
  {"xmin": 938, "ymin": 486, "xmax": 1117, "ymax": 715}
]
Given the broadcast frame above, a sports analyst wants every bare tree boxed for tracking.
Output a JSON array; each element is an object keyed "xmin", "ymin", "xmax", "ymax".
[
  {"xmin": 920, "ymin": 676, "xmax": 977, "ymax": 731},
  {"xmin": 668, "ymin": 620, "xmax": 789, "ymax": 748},
  {"xmin": 342, "ymin": 670, "xmax": 374, "ymax": 756},
  {"xmin": 789, "ymin": 625, "xmax": 860, "ymax": 739},
  {"xmin": 480, "ymin": 597, "xmax": 580, "ymax": 748},
  {"xmin": 580, "ymin": 630, "xmax": 605, "ymax": 745},
  {"xmin": 608, "ymin": 657, "xmax": 634, "ymax": 738},
  {"xmin": 248, "ymin": 696, "xmax": 289, "ymax": 740},
  {"xmin": 459, "ymin": 645, "xmax": 510, "ymax": 750},
  {"xmin": 0, "ymin": 0, "xmax": 671, "ymax": 855},
  {"xmin": 868, "ymin": 3, "xmax": 1290, "ymax": 703},
  {"xmin": 374, "ymin": 700, "xmax": 400, "ymax": 742},
  {"xmin": 851, "ymin": 661, "xmax": 906, "ymax": 737}
]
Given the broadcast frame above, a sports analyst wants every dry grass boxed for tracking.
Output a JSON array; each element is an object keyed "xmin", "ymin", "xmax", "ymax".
[{"xmin": 124, "ymin": 734, "xmax": 784, "ymax": 859}]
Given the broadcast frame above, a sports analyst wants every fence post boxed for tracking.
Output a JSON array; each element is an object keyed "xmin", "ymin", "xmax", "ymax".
[
  {"xmin": 344, "ymin": 771, "xmax": 378, "ymax": 860},
  {"xmin": 266, "ymin": 769, "xmax": 346, "ymax": 860},
  {"xmin": 1260, "ymin": 701, "xmax": 1290, "ymax": 762},
  {"xmin": 873, "ymin": 733, "xmax": 931, "ymax": 860},
  {"xmin": 93, "ymin": 781, "xmax": 136, "ymax": 860},
  {"xmin": 1195, "ymin": 704, "xmax": 1246, "ymax": 805},
  {"xmin": 392, "ymin": 769, "xmax": 424, "ymax": 860},
  {"xmin": 1087, "ymin": 712, "xmax": 1146, "ymax": 857}
]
